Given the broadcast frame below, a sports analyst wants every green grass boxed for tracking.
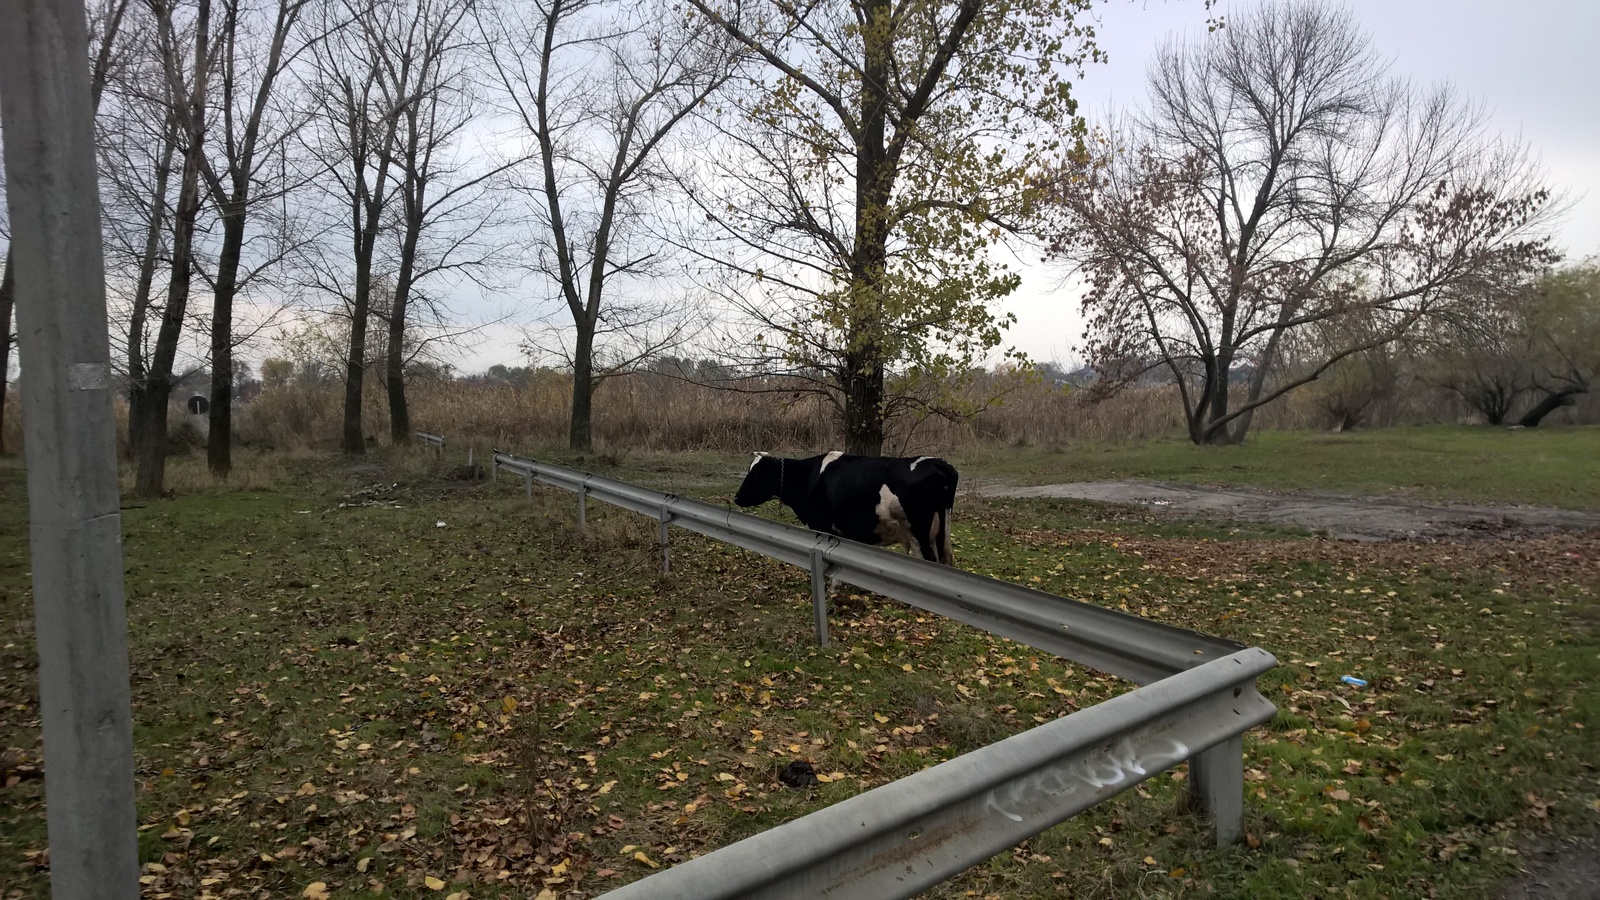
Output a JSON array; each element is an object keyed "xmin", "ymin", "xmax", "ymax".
[
  {"xmin": 960, "ymin": 425, "xmax": 1600, "ymax": 510},
  {"xmin": 1, "ymin": 440, "xmax": 1597, "ymax": 899}
]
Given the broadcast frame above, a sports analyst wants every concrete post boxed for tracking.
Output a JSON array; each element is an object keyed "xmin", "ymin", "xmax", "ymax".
[{"xmin": 0, "ymin": 0, "xmax": 141, "ymax": 895}]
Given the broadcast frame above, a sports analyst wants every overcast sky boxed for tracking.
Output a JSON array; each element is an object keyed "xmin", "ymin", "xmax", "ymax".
[{"xmin": 454, "ymin": 0, "xmax": 1600, "ymax": 373}]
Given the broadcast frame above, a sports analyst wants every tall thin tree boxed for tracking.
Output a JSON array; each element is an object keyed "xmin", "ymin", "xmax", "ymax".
[
  {"xmin": 305, "ymin": 0, "xmax": 409, "ymax": 453},
  {"xmin": 199, "ymin": 0, "xmax": 315, "ymax": 476},
  {"xmin": 378, "ymin": 0, "xmax": 510, "ymax": 444},
  {"xmin": 484, "ymin": 0, "xmax": 734, "ymax": 451},
  {"xmin": 137, "ymin": 0, "xmax": 219, "ymax": 496}
]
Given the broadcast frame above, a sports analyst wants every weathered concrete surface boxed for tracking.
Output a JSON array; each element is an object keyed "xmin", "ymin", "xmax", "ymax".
[{"xmin": 978, "ymin": 480, "xmax": 1600, "ymax": 542}]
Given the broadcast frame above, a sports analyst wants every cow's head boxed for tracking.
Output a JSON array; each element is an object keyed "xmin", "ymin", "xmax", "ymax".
[{"xmin": 734, "ymin": 453, "xmax": 781, "ymax": 507}]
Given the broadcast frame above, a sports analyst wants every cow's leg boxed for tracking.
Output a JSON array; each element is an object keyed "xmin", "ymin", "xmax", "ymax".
[
  {"xmin": 874, "ymin": 485, "xmax": 922, "ymax": 558},
  {"xmin": 926, "ymin": 510, "xmax": 945, "ymax": 563},
  {"xmin": 902, "ymin": 508, "xmax": 940, "ymax": 563}
]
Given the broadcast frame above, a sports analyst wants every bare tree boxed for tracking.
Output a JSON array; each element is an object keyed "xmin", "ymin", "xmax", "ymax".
[
  {"xmin": 196, "ymin": 0, "xmax": 317, "ymax": 476},
  {"xmin": 481, "ymin": 0, "xmax": 731, "ymax": 451},
  {"xmin": 375, "ymin": 0, "xmax": 513, "ymax": 445},
  {"xmin": 677, "ymin": 0, "xmax": 1098, "ymax": 456},
  {"xmin": 1044, "ymin": 1, "xmax": 1557, "ymax": 445},
  {"xmin": 135, "ymin": 0, "xmax": 222, "ymax": 496},
  {"xmin": 303, "ymin": 0, "xmax": 409, "ymax": 453}
]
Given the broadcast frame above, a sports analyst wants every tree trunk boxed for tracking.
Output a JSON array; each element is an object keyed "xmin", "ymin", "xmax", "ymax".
[
  {"xmin": 136, "ymin": 144, "xmax": 204, "ymax": 497},
  {"xmin": 125, "ymin": 112, "xmax": 177, "ymax": 461},
  {"xmin": 840, "ymin": 0, "xmax": 891, "ymax": 458},
  {"xmin": 1517, "ymin": 385, "xmax": 1585, "ymax": 427},
  {"xmin": 842, "ymin": 347, "xmax": 885, "ymax": 456},
  {"xmin": 386, "ymin": 222, "xmax": 420, "ymax": 445},
  {"xmin": 568, "ymin": 324, "xmax": 594, "ymax": 452},
  {"xmin": 207, "ymin": 201, "xmax": 245, "ymax": 477},
  {"xmin": 1199, "ymin": 352, "xmax": 1237, "ymax": 445},
  {"xmin": 384, "ymin": 336, "xmax": 409, "ymax": 445},
  {"xmin": 343, "ymin": 264, "xmax": 371, "ymax": 454},
  {"xmin": 0, "ymin": 253, "xmax": 13, "ymax": 454}
]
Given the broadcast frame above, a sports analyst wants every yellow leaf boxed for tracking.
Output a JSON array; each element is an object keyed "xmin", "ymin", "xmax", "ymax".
[
  {"xmin": 296, "ymin": 782, "xmax": 316, "ymax": 797},
  {"xmin": 901, "ymin": 663, "xmax": 914, "ymax": 672},
  {"xmin": 425, "ymin": 875, "xmax": 447, "ymax": 890},
  {"xmin": 1144, "ymin": 856, "xmax": 1157, "ymax": 865},
  {"xmin": 816, "ymin": 774, "xmax": 833, "ymax": 783},
  {"xmin": 175, "ymin": 810, "xmax": 191, "ymax": 826},
  {"xmin": 535, "ymin": 890, "xmax": 558, "ymax": 900},
  {"xmin": 552, "ymin": 859, "xmax": 569, "ymax": 876},
  {"xmin": 634, "ymin": 851, "xmax": 659, "ymax": 869},
  {"xmin": 357, "ymin": 857, "xmax": 372, "ymax": 873},
  {"xmin": 872, "ymin": 713, "xmax": 889, "ymax": 723},
  {"xmin": 1169, "ymin": 867, "xmax": 1186, "ymax": 877},
  {"xmin": 598, "ymin": 780, "xmax": 617, "ymax": 794},
  {"xmin": 302, "ymin": 883, "xmax": 331, "ymax": 900},
  {"xmin": 502, "ymin": 696, "xmax": 518, "ymax": 714}
]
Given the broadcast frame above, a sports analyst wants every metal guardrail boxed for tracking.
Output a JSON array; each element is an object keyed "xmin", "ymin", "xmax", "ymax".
[
  {"xmin": 491, "ymin": 451, "xmax": 1243, "ymax": 686},
  {"xmin": 413, "ymin": 431, "xmax": 445, "ymax": 456},
  {"xmin": 599, "ymin": 648, "xmax": 1277, "ymax": 900},
  {"xmin": 485, "ymin": 449, "xmax": 1276, "ymax": 892}
]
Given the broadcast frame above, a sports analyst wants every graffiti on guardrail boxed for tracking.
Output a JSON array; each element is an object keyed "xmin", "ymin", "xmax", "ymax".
[{"xmin": 984, "ymin": 734, "xmax": 1190, "ymax": 824}]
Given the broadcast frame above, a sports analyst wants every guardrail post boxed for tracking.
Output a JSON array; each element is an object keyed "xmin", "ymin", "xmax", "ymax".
[
  {"xmin": 466, "ymin": 447, "xmax": 475, "ymax": 478},
  {"xmin": 525, "ymin": 470, "xmax": 534, "ymax": 499},
  {"xmin": 809, "ymin": 548, "xmax": 829, "ymax": 647},
  {"xmin": 1189, "ymin": 734, "xmax": 1245, "ymax": 846},
  {"xmin": 658, "ymin": 505, "xmax": 672, "ymax": 574},
  {"xmin": 578, "ymin": 482, "xmax": 589, "ymax": 528},
  {"xmin": 490, "ymin": 450, "xmax": 498, "ymax": 481}
]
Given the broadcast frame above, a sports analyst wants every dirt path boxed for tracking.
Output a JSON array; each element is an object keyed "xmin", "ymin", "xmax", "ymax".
[{"xmin": 977, "ymin": 479, "xmax": 1600, "ymax": 541}]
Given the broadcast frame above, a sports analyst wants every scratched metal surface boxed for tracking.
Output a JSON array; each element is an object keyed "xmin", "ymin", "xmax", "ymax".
[{"xmin": 596, "ymin": 649, "xmax": 1277, "ymax": 900}]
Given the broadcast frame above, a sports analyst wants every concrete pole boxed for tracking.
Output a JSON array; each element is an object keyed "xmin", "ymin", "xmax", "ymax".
[{"xmin": 0, "ymin": 1, "xmax": 141, "ymax": 897}]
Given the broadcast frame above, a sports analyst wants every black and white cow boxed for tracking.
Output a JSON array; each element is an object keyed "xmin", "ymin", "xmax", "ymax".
[{"xmin": 734, "ymin": 452, "xmax": 959, "ymax": 565}]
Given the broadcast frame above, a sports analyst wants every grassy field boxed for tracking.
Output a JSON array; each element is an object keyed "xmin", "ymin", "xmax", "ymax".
[
  {"xmin": 959, "ymin": 425, "xmax": 1600, "ymax": 510},
  {"xmin": 1, "ymin": 436, "xmax": 1597, "ymax": 898}
]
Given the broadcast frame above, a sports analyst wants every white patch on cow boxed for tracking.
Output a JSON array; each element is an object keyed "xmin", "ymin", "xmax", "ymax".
[
  {"xmin": 748, "ymin": 451, "xmax": 768, "ymax": 472},
  {"xmin": 910, "ymin": 456, "xmax": 933, "ymax": 470},
  {"xmin": 873, "ymin": 484, "xmax": 922, "ymax": 557},
  {"xmin": 819, "ymin": 450, "xmax": 844, "ymax": 472}
]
